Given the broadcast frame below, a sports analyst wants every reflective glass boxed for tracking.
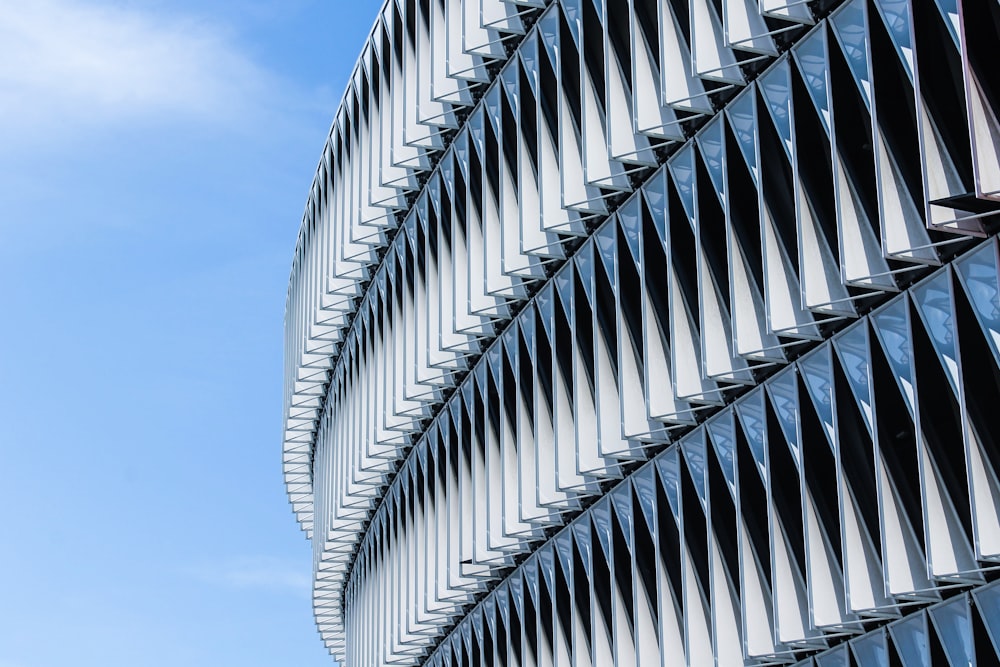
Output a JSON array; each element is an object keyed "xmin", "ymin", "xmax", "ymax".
[
  {"xmin": 888, "ymin": 613, "xmax": 931, "ymax": 667},
  {"xmin": 929, "ymin": 597, "xmax": 975, "ymax": 667},
  {"xmin": 955, "ymin": 241, "xmax": 1000, "ymax": 365}
]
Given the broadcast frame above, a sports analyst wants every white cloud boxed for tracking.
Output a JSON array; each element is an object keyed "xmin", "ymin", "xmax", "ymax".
[
  {"xmin": 0, "ymin": 0, "xmax": 275, "ymax": 139},
  {"xmin": 188, "ymin": 555, "xmax": 312, "ymax": 596}
]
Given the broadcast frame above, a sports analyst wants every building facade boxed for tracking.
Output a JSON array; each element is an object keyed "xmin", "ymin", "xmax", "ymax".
[{"xmin": 283, "ymin": 0, "xmax": 1000, "ymax": 665}]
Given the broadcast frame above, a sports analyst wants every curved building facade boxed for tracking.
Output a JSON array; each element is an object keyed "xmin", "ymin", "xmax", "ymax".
[{"xmin": 284, "ymin": 0, "xmax": 1000, "ymax": 665}]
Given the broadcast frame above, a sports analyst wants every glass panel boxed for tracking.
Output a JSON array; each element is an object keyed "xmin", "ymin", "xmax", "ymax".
[
  {"xmin": 591, "ymin": 497, "xmax": 614, "ymax": 562},
  {"xmin": 618, "ymin": 196, "xmax": 643, "ymax": 265},
  {"xmin": 888, "ymin": 613, "xmax": 931, "ymax": 667},
  {"xmin": 572, "ymin": 519, "xmax": 592, "ymax": 577},
  {"xmin": 595, "ymin": 222, "xmax": 617, "ymax": 291},
  {"xmin": 509, "ymin": 573, "xmax": 524, "ymax": 624},
  {"xmin": 667, "ymin": 144, "xmax": 698, "ymax": 225},
  {"xmin": 632, "ymin": 466, "xmax": 658, "ymax": 535},
  {"xmin": 655, "ymin": 448, "xmax": 683, "ymax": 523},
  {"xmin": 872, "ymin": 0, "xmax": 915, "ymax": 81},
  {"xmin": 707, "ymin": 410, "xmax": 738, "ymax": 499},
  {"xmin": 575, "ymin": 239, "xmax": 596, "ymax": 307},
  {"xmin": 954, "ymin": 240, "xmax": 1000, "ymax": 366},
  {"xmin": 611, "ymin": 484, "xmax": 634, "ymax": 543},
  {"xmin": 462, "ymin": 621, "xmax": 474, "ymax": 663},
  {"xmin": 561, "ymin": 0, "xmax": 582, "ymax": 45},
  {"xmin": 928, "ymin": 596, "xmax": 975, "ymax": 667},
  {"xmin": 537, "ymin": 283, "xmax": 556, "ymax": 342},
  {"xmin": 682, "ymin": 429, "xmax": 709, "ymax": 513},
  {"xmin": 757, "ymin": 59, "xmax": 795, "ymax": 162},
  {"xmin": 735, "ymin": 388, "xmax": 768, "ymax": 481},
  {"xmin": 538, "ymin": 543, "xmax": 556, "ymax": 594},
  {"xmin": 972, "ymin": 584, "xmax": 1000, "ymax": 656},
  {"xmin": 870, "ymin": 296, "xmax": 917, "ymax": 418},
  {"xmin": 696, "ymin": 116, "xmax": 727, "ymax": 204},
  {"xmin": 815, "ymin": 644, "xmax": 851, "ymax": 667},
  {"xmin": 911, "ymin": 269, "xmax": 961, "ymax": 395},
  {"xmin": 725, "ymin": 87, "xmax": 760, "ymax": 186},
  {"xmin": 554, "ymin": 532, "xmax": 574, "ymax": 588},
  {"xmin": 832, "ymin": 320, "xmax": 875, "ymax": 438},
  {"xmin": 798, "ymin": 344, "xmax": 837, "ymax": 451},
  {"xmin": 484, "ymin": 595, "xmax": 498, "ymax": 647},
  {"xmin": 851, "ymin": 629, "xmax": 890, "ymax": 667},
  {"xmin": 641, "ymin": 168, "xmax": 669, "ymax": 241},
  {"xmin": 830, "ymin": 0, "xmax": 873, "ymax": 112},
  {"xmin": 930, "ymin": 0, "xmax": 960, "ymax": 47},
  {"xmin": 765, "ymin": 367, "xmax": 801, "ymax": 467},
  {"xmin": 792, "ymin": 27, "xmax": 832, "ymax": 137}
]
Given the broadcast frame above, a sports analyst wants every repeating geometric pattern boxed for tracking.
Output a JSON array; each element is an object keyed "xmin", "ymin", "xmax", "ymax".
[{"xmin": 281, "ymin": 0, "xmax": 1000, "ymax": 662}]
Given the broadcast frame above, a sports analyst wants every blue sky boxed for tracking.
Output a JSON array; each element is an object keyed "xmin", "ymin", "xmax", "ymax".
[{"xmin": 0, "ymin": 1, "xmax": 382, "ymax": 665}]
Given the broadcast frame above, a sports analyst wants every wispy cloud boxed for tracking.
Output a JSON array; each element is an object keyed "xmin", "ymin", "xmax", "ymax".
[
  {"xmin": 0, "ymin": 0, "xmax": 277, "ymax": 141},
  {"xmin": 187, "ymin": 555, "xmax": 312, "ymax": 596}
]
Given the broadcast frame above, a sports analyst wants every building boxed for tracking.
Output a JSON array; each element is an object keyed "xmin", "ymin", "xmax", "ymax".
[{"xmin": 282, "ymin": 0, "xmax": 1000, "ymax": 664}]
